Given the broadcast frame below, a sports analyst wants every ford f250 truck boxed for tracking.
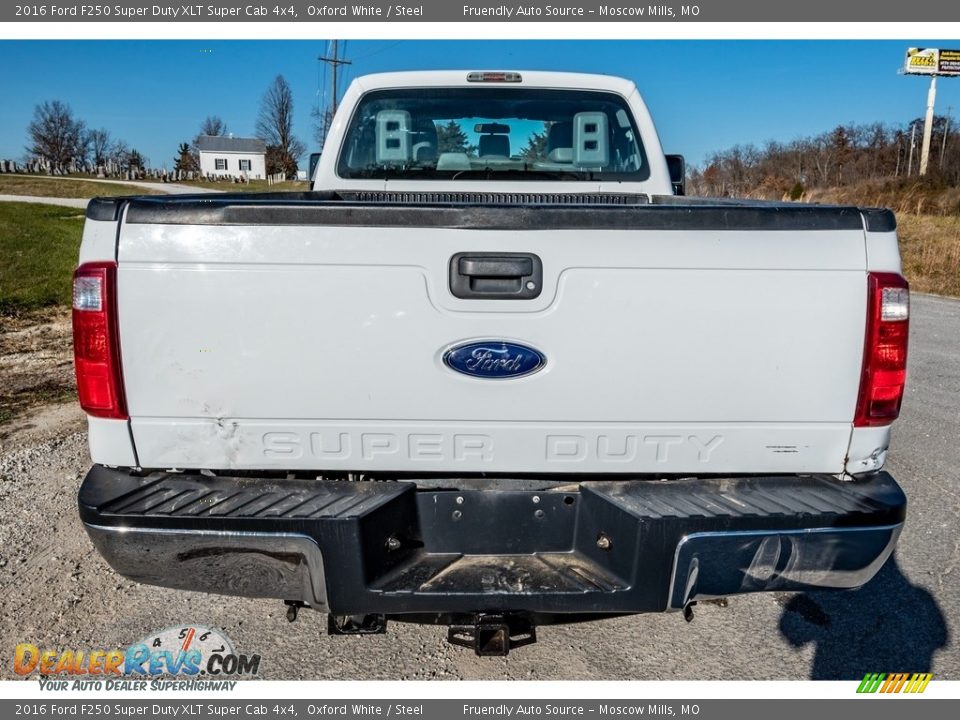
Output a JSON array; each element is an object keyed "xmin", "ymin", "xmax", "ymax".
[{"xmin": 75, "ymin": 71, "xmax": 909, "ymax": 655}]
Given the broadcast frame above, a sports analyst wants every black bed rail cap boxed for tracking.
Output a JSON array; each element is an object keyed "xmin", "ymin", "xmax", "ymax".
[
  {"xmin": 123, "ymin": 195, "xmax": 870, "ymax": 232},
  {"xmin": 861, "ymin": 208, "xmax": 897, "ymax": 233},
  {"xmin": 85, "ymin": 197, "xmax": 127, "ymax": 222}
]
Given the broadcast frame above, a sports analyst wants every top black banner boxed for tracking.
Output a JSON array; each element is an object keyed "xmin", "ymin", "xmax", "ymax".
[{"xmin": 7, "ymin": 0, "xmax": 960, "ymax": 22}]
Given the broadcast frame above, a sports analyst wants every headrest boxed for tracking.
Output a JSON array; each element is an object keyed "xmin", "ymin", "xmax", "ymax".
[
  {"xmin": 413, "ymin": 142, "xmax": 437, "ymax": 162},
  {"xmin": 547, "ymin": 122, "xmax": 573, "ymax": 150},
  {"xmin": 546, "ymin": 122, "xmax": 573, "ymax": 163},
  {"xmin": 375, "ymin": 110, "xmax": 411, "ymax": 163},
  {"xmin": 412, "ymin": 119, "xmax": 438, "ymax": 162},
  {"xmin": 479, "ymin": 134, "xmax": 510, "ymax": 158}
]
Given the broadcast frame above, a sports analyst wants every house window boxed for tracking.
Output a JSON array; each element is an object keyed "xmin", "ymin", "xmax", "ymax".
[
  {"xmin": 215, "ymin": 158, "xmax": 227, "ymax": 171},
  {"xmin": 239, "ymin": 159, "xmax": 252, "ymax": 172}
]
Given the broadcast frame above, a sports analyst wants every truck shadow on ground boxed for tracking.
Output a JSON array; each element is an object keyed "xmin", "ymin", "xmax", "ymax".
[{"xmin": 777, "ymin": 554, "xmax": 949, "ymax": 679}]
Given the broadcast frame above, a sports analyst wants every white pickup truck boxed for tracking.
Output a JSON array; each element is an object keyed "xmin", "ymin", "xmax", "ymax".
[{"xmin": 75, "ymin": 71, "xmax": 909, "ymax": 655}]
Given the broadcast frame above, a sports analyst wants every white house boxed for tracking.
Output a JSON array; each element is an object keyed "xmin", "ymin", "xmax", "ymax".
[{"xmin": 196, "ymin": 135, "xmax": 267, "ymax": 180}]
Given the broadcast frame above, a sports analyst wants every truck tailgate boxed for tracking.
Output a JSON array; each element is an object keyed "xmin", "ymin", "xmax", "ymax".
[{"xmin": 115, "ymin": 200, "xmax": 868, "ymax": 474}]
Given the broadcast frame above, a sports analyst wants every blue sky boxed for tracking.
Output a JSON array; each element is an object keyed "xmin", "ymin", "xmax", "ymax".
[{"xmin": 1, "ymin": 40, "xmax": 958, "ymax": 168}]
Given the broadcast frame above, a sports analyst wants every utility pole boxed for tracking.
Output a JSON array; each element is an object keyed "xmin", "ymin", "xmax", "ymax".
[
  {"xmin": 919, "ymin": 75, "xmax": 938, "ymax": 175},
  {"xmin": 907, "ymin": 121, "xmax": 917, "ymax": 176},
  {"xmin": 941, "ymin": 106, "xmax": 952, "ymax": 170},
  {"xmin": 318, "ymin": 40, "xmax": 352, "ymax": 117},
  {"xmin": 316, "ymin": 41, "xmax": 352, "ymax": 152},
  {"xmin": 901, "ymin": 47, "xmax": 960, "ymax": 175}
]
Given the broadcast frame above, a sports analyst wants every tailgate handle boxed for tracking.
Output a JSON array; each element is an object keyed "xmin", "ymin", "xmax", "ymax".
[
  {"xmin": 460, "ymin": 257, "xmax": 532, "ymax": 278},
  {"xmin": 450, "ymin": 252, "xmax": 543, "ymax": 299}
]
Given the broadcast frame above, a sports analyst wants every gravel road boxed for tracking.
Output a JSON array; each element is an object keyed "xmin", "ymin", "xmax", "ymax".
[{"xmin": 1, "ymin": 295, "xmax": 957, "ymax": 680}]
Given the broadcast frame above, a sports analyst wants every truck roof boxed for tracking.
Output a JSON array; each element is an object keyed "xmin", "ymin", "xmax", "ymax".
[{"xmin": 351, "ymin": 70, "xmax": 638, "ymax": 96}]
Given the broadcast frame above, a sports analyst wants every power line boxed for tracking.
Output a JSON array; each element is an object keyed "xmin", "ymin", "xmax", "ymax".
[
  {"xmin": 318, "ymin": 39, "xmax": 352, "ymax": 116},
  {"xmin": 349, "ymin": 40, "xmax": 402, "ymax": 62}
]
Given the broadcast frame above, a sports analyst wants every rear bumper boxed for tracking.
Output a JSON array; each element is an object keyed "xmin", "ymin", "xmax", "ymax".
[{"xmin": 79, "ymin": 466, "xmax": 906, "ymax": 616}]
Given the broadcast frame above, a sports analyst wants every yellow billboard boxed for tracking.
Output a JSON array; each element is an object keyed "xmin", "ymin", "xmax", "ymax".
[{"xmin": 905, "ymin": 47, "xmax": 960, "ymax": 76}]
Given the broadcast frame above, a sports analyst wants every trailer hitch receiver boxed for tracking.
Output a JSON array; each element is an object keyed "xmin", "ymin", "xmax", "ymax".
[
  {"xmin": 328, "ymin": 614, "xmax": 387, "ymax": 635},
  {"xmin": 447, "ymin": 614, "xmax": 537, "ymax": 656}
]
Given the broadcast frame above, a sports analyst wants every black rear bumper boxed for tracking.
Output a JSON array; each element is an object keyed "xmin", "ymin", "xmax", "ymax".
[{"xmin": 79, "ymin": 466, "xmax": 906, "ymax": 616}]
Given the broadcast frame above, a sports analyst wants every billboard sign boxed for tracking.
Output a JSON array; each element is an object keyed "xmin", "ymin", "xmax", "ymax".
[
  {"xmin": 905, "ymin": 48, "xmax": 939, "ymax": 74},
  {"xmin": 939, "ymin": 49, "xmax": 960, "ymax": 75},
  {"xmin": 905, "ymin": 47, "xmax": 960, "ymax": 76}
]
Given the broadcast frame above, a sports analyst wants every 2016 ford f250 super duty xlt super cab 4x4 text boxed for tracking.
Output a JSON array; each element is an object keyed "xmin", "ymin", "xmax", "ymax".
[{"xmin": 74, "ymin": 71, "xmax": 909, "ymax": 655}]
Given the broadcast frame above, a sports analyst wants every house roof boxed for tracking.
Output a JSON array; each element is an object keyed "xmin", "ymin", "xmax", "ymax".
[{"xmin": 196, "ymin": 135, "xmax": 266, "ymax": 154}]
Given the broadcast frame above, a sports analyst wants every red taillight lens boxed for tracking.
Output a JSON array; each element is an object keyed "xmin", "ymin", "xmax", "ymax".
[
  {"xmin": 72, "ymin": 262, "xmax": 127, "ymax": 419},
  {"xmin": 854, "ymin": 272, "xmax": 909, "ymax": 427}
]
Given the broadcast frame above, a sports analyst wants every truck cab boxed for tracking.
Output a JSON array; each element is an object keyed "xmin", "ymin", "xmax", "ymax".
[{"xmin": 311, "ymin": 70, "xmax": 678, "ymax": 195}]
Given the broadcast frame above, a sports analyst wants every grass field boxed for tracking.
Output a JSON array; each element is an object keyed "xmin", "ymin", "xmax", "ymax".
[
  {"xmin": 898, "ymin": 214, "xmax": 960, "ymax": 298},
  {"xmin": 0, "ymin": 202, "xmax": 84, "ymax": 314},
  {"xmin": 0, "ymin": 175, "xmax": 162, "ymax": 198}
]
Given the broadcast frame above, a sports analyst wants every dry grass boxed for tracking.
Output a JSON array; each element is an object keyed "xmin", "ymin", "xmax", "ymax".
[
  {"xmin": 897, "ymin": 215, "xmax": 960, "ymax": 297},
  {"xmin": 0, "ymin": 175, "xmax": 162, "ymax": 198},
  {"xmin": 802, "ymin": 179, "xmax": 960, "ymax": 217}
]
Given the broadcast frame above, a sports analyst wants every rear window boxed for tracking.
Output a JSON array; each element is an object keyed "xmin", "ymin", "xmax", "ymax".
[{"xmin": 336, "ymin": 87, "xmax": 650, "ymax": 181}]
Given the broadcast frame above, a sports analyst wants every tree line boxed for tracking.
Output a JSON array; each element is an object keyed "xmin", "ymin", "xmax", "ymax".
[
  {"xmin": 26, "ymin": 74, "xmax": 306, "ymax": 178},
  {"xmin": 688, "ymin": 116, "xmax": 960, "ymax": 199},
  {"xmin": 26, "ymin": 99, "xmax": 146, "ymax": 172}
]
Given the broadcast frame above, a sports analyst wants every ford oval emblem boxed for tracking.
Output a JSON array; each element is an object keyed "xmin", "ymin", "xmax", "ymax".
[{"xmin": 443, "ymin": 340, "xmax": 545, "ymax": 380}]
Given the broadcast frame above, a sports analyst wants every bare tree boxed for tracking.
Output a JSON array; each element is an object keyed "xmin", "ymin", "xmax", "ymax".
[
  {"xmin": 256, "ymin": 75, "xmax": 306, "ymax": 176},
  {"xmin": 26, "ymin": 100, "xmax": 86, "ymax": 168},
  {"xmin": 87, "ymin": 128, "xmax": 112, "ymax": 167},
  {"xmin": 311, "ymin": 105, "xmax": 334, "ymax": 152},
  {"xmin": 199, "ymin": 115, "xmax": 229, "ymax": 137},
  {"xmin": 687, "ymin": 114, "xmax": 960, "ymax": 200},
  {"xmin": 109, "ymin": 139, "xmax": 130, "ymax": 168}
]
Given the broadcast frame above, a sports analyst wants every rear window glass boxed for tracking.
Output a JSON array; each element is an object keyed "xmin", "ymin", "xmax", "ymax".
[{"xmin": 336, "ymin": 87, "xmax": 650, "ymax": 182}]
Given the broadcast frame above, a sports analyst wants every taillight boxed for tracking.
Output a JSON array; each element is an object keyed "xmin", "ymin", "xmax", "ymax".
[
  {"xmin": 72, "ymin": 262, "xmax": 127, "ymax": 419},
  {"xmin": 854, "ymin": 272, "xmax": 909, "ymax": 427}
]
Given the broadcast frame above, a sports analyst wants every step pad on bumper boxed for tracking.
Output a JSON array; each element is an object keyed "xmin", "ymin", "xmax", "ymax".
[
  {"xmin": 79, "ymin": 468, "xmax": 905, "ymax": 616},
  {"xmin": 97, "ymin": 477, "xmax": 408, "ymax": 520}
]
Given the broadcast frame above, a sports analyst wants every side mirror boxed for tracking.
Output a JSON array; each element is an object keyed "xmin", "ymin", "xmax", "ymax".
[
  {"xmin": 665, "ymin": 154, "xmax": 685, "ymax": 196},
  {"xmin": 308, "ymin": 152, "xmax": 322, "ymax": 183}
]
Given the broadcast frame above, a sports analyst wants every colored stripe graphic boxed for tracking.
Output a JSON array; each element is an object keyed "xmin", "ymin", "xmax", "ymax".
[
  {"xmin": 906, "ymin": 673, "xmax": 933, "ymax": 693},
  {"xmin": 857, "ymin": 673, "xmax": 885, "ymax": 693},
  {"xmin": 858, "ymin": 672, "xmax": 932, "ymax": 693}
]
